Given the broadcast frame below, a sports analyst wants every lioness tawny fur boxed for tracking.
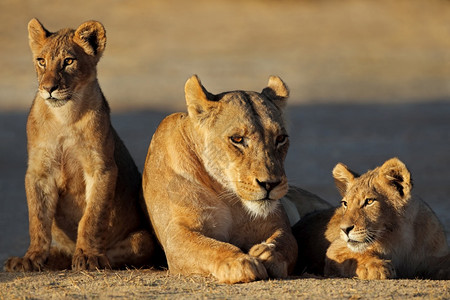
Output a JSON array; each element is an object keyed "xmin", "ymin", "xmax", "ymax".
[{"xmin": 143, "ymin": 75, "xmax": 298, "ymax": 283}]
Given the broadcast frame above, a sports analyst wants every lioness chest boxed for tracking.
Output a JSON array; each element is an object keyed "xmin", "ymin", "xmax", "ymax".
[{"xmin": 200, "ymin": 200, "xmax": 279, "ymax": 252}]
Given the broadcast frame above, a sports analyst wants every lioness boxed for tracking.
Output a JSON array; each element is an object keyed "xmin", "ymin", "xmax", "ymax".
[
  {"xmin": 4, "ymin": 19, "xmax": 155, "ymax": 271},
  {"xmin": 293, "ymin": 158, "xmax": 450, "ymax": 279},
  {"xmin": 143, "ymin": 75, "xmax": 299, "ymax": 283}
]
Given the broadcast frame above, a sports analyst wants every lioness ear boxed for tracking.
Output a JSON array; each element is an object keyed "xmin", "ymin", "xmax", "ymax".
[
  {"xmin": 28, "ymin": 18, "xmax": 51, "ymax": 53},
  {"xmin": 379, "ymin": 157, "xmax": 412, "ymax": 207},
  {"xmin": 261, "ymin": 76, "xmax": 289, "ymax": 110},
  {"xmin": 74, "ymin": 21, "xmax": 106, "ymax": 61},
  {"xmin": 185, "ymin": 75, "xmax": 216, "ymax": 119},
  {"xmin": 332, "ymin": 163, "xmax": 359, "ymax": 197}
]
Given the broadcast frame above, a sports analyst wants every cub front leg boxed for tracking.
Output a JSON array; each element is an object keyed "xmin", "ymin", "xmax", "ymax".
[
  {"xmin": 325, "ymin": 240, "xmax": 396, "ymax": 279},
  {"xmin": 248, "ymin": 228, "xmax": 298, "ymax": 278},
  {"xmin": 5, "ymin": 168, "xmax": 58, "ymax": 272},
  {"xmin": 355, "ymin": 257, "xmax": 396, "ymax": 279},
  {"xmin": 72, "ymin": 164, "xmax": 118, "ymax": 271}
]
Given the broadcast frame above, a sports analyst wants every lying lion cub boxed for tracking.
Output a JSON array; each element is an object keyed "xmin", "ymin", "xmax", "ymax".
[
  {"xmin": 143, "ymin": 75, "xmax": 298, "ymax": 283},
  {"xmin": 294, "ymin": 158, "xmax": 450, "ymax": 279},
  {"xmin": 5, "ymin": 19, "xmax": 155, "ymax": 271}
]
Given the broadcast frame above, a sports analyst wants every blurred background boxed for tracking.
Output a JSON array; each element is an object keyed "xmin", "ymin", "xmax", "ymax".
[
  {"xmin": 1, "ymin": 0, "xmax": 450, "ymax": 263},
  {"xmin": 2, "ymin": 0, "xmax": 450, "ymax": 110}
]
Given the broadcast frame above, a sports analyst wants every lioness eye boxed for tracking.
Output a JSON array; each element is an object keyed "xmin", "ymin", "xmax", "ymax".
[
  {"xmin": 230, "ymin": 136, "xmax": 244, "ymax": 144},
  {"xmin": 341, "ymin": 200, "xmax": 347, "ymax": 208},
  {"xmin": 364, "ymin": 198, "xmax": 376, "ymax": 206},
  {"xmin": 37, "ymin": 58, "xmax": 46, "ymax": 67},
  {"xmin": 276, "ymin": 135, "xmax": 288, "ymax": 147},
  {"xmin": 64, "ymin": 58, "xmax": 74, "ymax": 66}
]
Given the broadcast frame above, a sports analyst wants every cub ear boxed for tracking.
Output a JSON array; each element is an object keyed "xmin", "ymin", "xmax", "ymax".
[
  {"xmin": 378, "ymin": 157, "xmax": 412, "ymax": 207},
  {"xmin": 74, "ymin": 21, "xmax": 106, "ymax": 61},
  {"xmin": 261, "ymin": 76, "xmax": 289, "ymax": 110},
  {"xmin": 185, "ymin": 75, "xmax": 217, "ymax": 120},
  {"xmin": 332, "ymin": 163, "xmax": 359, "ymax": 197},
  {"xmin": 28, "ymin": 18, "xmax": 51, "ymax": 53}
]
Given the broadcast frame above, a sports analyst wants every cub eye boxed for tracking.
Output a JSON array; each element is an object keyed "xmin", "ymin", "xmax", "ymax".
[
  {"xmin": 364, "ymin": 198, "xmax": 376, "ymax": 206},
  {"xmin": 37, "ymin": 58, "xmax": 46, "ymax": 67},
  {"xmin": 64, "ymin": 58, "xmax": 74, "ymax": 66},
  {"xmin": 276, "ymin": 134, "xmax": 288, "ymax": 147},
  {"xmin": 341, "ymin": 200, "xmax": 347, "ymax": 208},
  {"xmin": 230, "ymin": 136, "xmax": 244, "ymax": 144}
]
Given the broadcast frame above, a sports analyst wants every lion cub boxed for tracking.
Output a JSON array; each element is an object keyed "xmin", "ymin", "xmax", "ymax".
[
  {"xmin": 4, "ymin": 19, "xmax": 155, "ymax": 271},
  {"xmin": 294, "ymin": 158, "xmax": 450, "ymax": 279},
  {"xmin": 143, "ymin": 75, "xmax": 298, "ymax": 283}
]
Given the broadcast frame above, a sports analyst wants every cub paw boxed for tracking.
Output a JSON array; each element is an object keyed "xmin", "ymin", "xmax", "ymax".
[
  {"xmin": 356, "ymin": 259, "xmax": 396, "ymax": 279},
  {"xmin": 72, "ymin": 249, "xmax": 110, "ymax": 271},
  {"xmin": 249, "ymin": 242, "xmax": 287, "ymax": 278},
  {"xmin": 4, "ymin": 252, "xmax": 47, "ymax": 272},
  {"xmin": 214, "ymin": 254, "xmax": 268, "ymax": 284}
]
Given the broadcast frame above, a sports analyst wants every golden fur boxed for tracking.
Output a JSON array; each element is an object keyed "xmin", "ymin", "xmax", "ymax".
[
  {"xmin": 142, "ymin": 75, "xmax": 299, "ymax": 283},
  {"xmin": 294, "ymin": 158, "xmax": 450, "ymax": 279},
  {"xmin": 4, "ymin": 19, "xmax": 155, "ymax": 271}
]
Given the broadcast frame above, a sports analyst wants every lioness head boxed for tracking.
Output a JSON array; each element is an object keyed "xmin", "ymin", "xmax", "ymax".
[
  {"xmin": 332, "ymin": 158, "xmax": 413, "ymax": 253},
  {"xmin": 28, "ymin": 18, "xmax": 106, "ymax": 108},
  {"xmin": 185, "ymin": 75, "xmax": 290, "ymax": 218}
]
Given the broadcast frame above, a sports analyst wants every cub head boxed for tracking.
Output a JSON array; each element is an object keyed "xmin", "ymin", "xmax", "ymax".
[
  {"xmin": 185, "ymin": 75, "xmax": 290, "ymax": 218},
  {"xmin": 28, "ymin": 18, "xmax": 106, "ymax": 108},
  {"xmin": 332, "ymin": 157, "xmax": 413, "ymax": 253}
]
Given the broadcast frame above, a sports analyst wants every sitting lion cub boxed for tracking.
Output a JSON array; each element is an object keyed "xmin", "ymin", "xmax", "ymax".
[
  {"xmin": 294, "ymin": 158, "xmax": 450, "ymax": 279},
  {"xmin": 142, "ymin": 75, "xmax": 298, "ymax": 283},
  {"xmin": 5, "ymin": 19, "xmax": 155, "ymax": 271}
]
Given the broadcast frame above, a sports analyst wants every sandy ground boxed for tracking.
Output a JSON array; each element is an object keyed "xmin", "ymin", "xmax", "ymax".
[
  {"xmin": 1, "ymin": 270, "xmax": 450, "ymax": 299},
  {"xmin": 1, "ymin": 0, "xmax": 450, "ymax": 298}
]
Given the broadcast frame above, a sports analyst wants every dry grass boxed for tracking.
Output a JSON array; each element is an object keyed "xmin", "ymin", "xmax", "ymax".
[{"xmin": 1, "ymin": 270, "xmax": 450, "ymax": 299}]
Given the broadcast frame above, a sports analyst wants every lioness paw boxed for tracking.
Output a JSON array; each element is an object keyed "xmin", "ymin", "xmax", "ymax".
[
  {"xmin": 4, "ymin": 252, "xmax": 47, "ymax": 272},
  {"xmin": 72, "ymin": 249, "xmax": 110, "ymax": 271},
  {"xmin": 249, "ymin": 242, "xmax": 288, "ymax": 278},
  {"xmin": 356, "ymin": 259, "xmax": 396, "ymax": 280},
  {"xmin": 214, "ymin": 255, "xmax": 268, "ymax": 284}
]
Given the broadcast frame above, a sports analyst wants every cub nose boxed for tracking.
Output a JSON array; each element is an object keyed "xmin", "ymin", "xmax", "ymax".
[
  {"xmin": 43, "ymin": 84, "xmax": 59, "ymax": 94},
  {"xmin": 340, "ymin": 224, "xmax": 355, "ymax": 236},
  {"xmin": 256, "ymin": 179, "xmax": 281, "ymax": 192}
]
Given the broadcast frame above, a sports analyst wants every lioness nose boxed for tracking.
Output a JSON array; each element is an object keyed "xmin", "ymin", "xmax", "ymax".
[
  {"xmin": 256, "ymin": 179, "xmax": 281, "ymax": 192},
  {"xmin": 340, "ymin": 225, "xmax": 355, "ymax": 236}
]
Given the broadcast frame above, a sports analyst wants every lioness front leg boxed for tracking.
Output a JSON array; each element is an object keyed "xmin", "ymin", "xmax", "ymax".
[
  {"xmin": 167, "ymin": 226, "xmax": 268, "ymax": 284},
  {"xmin": 5, "ymin": 168, "xmax": 58, "ymax": 272},
  {"xmin": 214, "ymin": 253, "xmax": 268, "ymax": 284},
  {"xmin": 248, "ymin": 229, "xmax": 297, "ymax": 278},
  {"xmin": 72, "ymin": 164, "xmax": 117, "ymax": 271}
]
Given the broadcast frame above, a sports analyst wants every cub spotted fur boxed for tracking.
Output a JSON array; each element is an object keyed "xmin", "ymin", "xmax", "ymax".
[
  {"xmin": 4, "ymin": 19, "xmax": 155, "ymax": 271},
  {"xmin": 143, "ymin": 75, "xmax": 299, "ymax": 283},
  {"xmin": 294, "ymin": 158, "xmax": 450, "ymax": 279}
]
